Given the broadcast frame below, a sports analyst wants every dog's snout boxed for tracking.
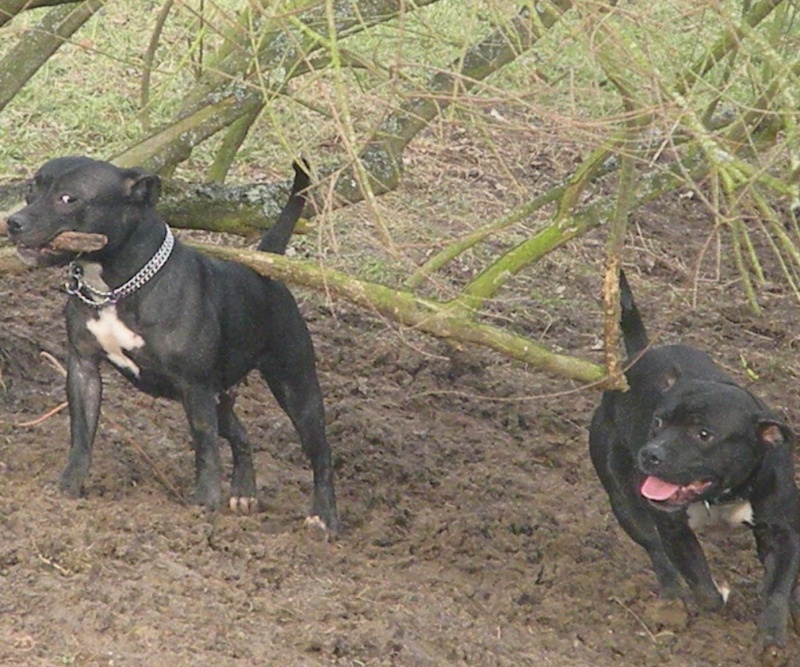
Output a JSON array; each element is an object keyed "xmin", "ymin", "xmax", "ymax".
[{"xmin": 638, "ymin": 444, "xmax": 665, "ymax": 470}]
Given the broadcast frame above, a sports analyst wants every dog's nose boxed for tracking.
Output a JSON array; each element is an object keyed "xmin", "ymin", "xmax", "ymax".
[
  {"xmin": 5, "ymin": 214, "xmax": 22, "ymax": 236},
  {"xmin": 638, "ymin": 444, "xmax": 665, "ymax": 470}
]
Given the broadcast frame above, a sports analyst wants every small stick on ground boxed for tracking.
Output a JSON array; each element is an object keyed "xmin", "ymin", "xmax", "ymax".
[
  {"xmin": 16, "ymin": 402, "xmax": 68, "ymax": 427},
  {"xmin": 105, "ymin": 416, "xmax": 186, "ymax": 504},
  {"xmin": 40, "ymin": 351, "xmax": 67, "ymax": 377}
]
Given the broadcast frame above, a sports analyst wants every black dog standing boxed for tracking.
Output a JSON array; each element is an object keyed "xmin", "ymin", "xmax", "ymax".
[
  {"xmin": 590, "ymin": 271, "xmax": 800, "ymax": 653},
  {"xmin": 6, "ymin": 157, "xmax": 339, "ymax": 534}
]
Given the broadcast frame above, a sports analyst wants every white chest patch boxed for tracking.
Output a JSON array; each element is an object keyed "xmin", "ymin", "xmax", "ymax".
[
  {"xmin": 86, "ymin": 307, "xmax": 145, "ymax": 377},
  {"xmin": 686, "ymin": 499, "xmax": 754, "ymax": 531}
]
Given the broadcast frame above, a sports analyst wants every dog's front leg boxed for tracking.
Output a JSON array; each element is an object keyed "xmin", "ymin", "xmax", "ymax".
[
  {"xmin": 60, "ymin": 352, "xmax": 102, "ymax": 497},
  {"xmin": 754, "ymin": 523, "xmax": 800, "ymax": 652},
  {"xmin": 654, "ymin": 513, "xmax": 726, "ymax": 610},
  {"xmin": 181, "ymin": 386, "xmax": 223, "ymax": 510}
]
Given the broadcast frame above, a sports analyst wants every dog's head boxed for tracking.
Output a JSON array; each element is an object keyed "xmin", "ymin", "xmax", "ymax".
[
  {"xmin": 636, "ymin": 374, "xmax": 792, "ymax": 511},
  {"xmin": 5, "ymin": 156, "xmax": 161, "ymax": 267}
]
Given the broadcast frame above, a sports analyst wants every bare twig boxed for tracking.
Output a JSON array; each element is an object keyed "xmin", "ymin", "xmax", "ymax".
[{"xmin": 16, "ymin": 402, "xmax": 68, "ymax": 428}]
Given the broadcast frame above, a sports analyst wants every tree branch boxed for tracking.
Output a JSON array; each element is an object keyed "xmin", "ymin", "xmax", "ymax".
[
  {"xmin": 0, "ymin": 0, "xmax": 77, "ymax": 29},
  {"xmin": 189, "ymin": 241, "xmax": 605, "ymax": 384},
  {"xmin": 0, "ymin": 0, "xmax": 105, "ymax": 113}
]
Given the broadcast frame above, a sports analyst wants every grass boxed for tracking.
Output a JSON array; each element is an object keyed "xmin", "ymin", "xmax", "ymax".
[
  {"xmin": 1, "ymin": 0, "xmax": 799, "ymax": 306},
  {"xmin": 2, "ymin": 0, "xmax": 794, "ymax": 176},
  {"xmin": 0, "ymin": 0, "xmax": 512, "ymax": 176}
]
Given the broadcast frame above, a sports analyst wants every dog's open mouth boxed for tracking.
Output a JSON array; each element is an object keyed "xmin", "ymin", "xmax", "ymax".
[{"xmin": 641, "ymin": 476, "xmax": 713, "ymax": 508}]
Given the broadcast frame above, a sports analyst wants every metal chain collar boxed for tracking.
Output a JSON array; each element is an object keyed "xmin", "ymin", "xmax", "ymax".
[{"xmin": 64, "ymin": 225, "xmax": 175, "ymax": 308}]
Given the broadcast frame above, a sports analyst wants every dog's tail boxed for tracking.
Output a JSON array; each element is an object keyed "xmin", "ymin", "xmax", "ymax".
[
  {"xmin": 619, "ymin": 269, "xmax": 649, "ymax": 357},
  {"xmin": 257, "ymin": 159, "xmax": 310, "ymax": 254}
]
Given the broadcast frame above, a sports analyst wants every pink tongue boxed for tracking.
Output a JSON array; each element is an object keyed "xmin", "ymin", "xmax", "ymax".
[{"xmin": 641, "ymin": 476, "xmax": 681, "ymax": 501}]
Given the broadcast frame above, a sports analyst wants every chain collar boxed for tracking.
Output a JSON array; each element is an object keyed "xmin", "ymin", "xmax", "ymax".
[{"xmin": 64, "ymin": 225, "xmax": 175, "ymax": 308}]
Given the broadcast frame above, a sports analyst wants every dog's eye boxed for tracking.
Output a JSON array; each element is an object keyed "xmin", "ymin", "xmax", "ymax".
[
  {"xmin": 697, "ymin": 428, "xmax": 713, "ymax": 442},
  {"xmin": 59, "ymin": 194, "xmax": 77, "ymax": 205}
]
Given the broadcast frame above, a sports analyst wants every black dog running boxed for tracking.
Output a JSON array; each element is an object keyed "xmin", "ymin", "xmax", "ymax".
[{"xmin": 589, "ymin": 270, "xmax": 800, "ymax": 653}]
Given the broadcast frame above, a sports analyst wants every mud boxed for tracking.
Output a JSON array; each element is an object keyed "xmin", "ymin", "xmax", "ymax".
[{"xmin": 1, "ymin": 197, "xmax": 800, "ymax": 666}]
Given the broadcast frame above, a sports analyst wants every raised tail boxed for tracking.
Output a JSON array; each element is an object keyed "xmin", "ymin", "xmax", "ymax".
[
  {"xmin": 619, "ymin": 269, "xmax": 649, "ymax": 358},
  {"xmin": 257, "ymin": 159, "xmax": 310, "ymax": 254}
]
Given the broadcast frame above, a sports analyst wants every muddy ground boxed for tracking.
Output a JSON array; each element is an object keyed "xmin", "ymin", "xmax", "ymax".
[{"xmin": 2, "ymin": 187, "xmax": 800, "ymax": 667}]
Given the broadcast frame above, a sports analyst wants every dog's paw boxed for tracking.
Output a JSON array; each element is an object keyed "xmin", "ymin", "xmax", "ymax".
[
  {"xmin": 228, "ymin": 496, "xmax": 257, "ymax": 514},
  {"xmin": 192, "ymin": 482, "xmax": 222, "ymax": 511},
  {"xmin": 715, "ymin": 580, "xmax": 731, "ymax": 605},
  {"xmin": 758, "ymin": 641, "xmax": 789, "ymax": 667},
  {"xmin": 310, "ymin": 488, "xmax": 340, "ymax": 537},
  {"xmin": 305, "ymin": 515, "xmax": 328, "ymax": 531},
  {"xmin": 58, "ymin": 468, "xmax": 85, "ymax": 499},
  {"xmin": 304, "ymin": 514, "xmax": 340, "ymax": 541},
  {"xmin": 758, "ymin": 600, "xmax": 791, "ymax": 665},
  {"xmin": 693, "ymin": 581, "xmax": 728, "ymax": 612}
]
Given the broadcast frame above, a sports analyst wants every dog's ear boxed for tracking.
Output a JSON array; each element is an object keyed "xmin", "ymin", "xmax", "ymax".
[
  {"xmin": 657, "ymin": 365, "xmax": 681, "ymax": 393},
  {"xmin": 123, "ymin": 168, "xmax": 161, "ymax": 206},
  {"xmin": 757, "ymin": 420, "xmax": 794, "ymax": 447}
]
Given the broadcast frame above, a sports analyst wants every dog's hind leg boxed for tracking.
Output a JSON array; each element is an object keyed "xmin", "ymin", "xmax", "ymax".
[
  {"xmin": 181, "ymin": 386, "xmax": 223, "ymax": 510},
  {"xmin": 259, "ymin": 351, "xmax": 339, "ymax": 535},
  {"xmin": 217, "ymin": 390, "xmax": 257, "ymax": 513}
]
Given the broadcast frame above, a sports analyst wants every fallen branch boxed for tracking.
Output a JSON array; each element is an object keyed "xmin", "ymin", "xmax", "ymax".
[
  {"xmin": 0, "ymin": 0, "xmax": 106, "ymax": 113},
  {"xmin": 188, "ymin": 240, "xmax": 606, "ymax": 385}
]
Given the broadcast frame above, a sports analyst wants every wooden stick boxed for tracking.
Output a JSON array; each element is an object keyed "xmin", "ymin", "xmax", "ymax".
[{"xmin": 48, "ymin": 231, "xmax": 108, "ymax": 252}]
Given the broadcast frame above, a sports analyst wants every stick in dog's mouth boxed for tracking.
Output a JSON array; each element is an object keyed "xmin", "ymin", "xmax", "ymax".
[
  {"xmin": 11, "ymin": 231, "xmax": 109, "ymax": 266},
  {"xmin": 48, "ymin": 231, "xmax": 109, "ymax": 253}
]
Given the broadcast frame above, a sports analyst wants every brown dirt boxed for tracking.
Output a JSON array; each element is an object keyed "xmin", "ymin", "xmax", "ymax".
[{"xmin": 2, "ymin": 193, "xmax": 800, "ymax": 667}]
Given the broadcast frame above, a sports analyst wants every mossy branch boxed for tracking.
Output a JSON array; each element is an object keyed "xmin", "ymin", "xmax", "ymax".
[
  {"xmin": 178, "ymin": 0, "xmax": 442, "ymax": 119},
  {"xmin": 449, "ymin": 148, "xmax": 708, "ymax": 314},
  {"xmin": 187, "ymin": 241, "xmax": 604, "ymax": 385},
  {"xmin": 0, "ymin": 235, "xmax": 604, "ymax": 383},
  {"xmin": 675, "ymin": 0, "xmax": 785, "ymax": 96},
  {"xmin": 0, "ymin": 0, "xmax": 75, "ymax": 29},
  {"xmin": 207, "ymin": 104, "xmax": 264, "ymax": 184},
  {"xmin": 0, "ymin": 0, "xmax": 105, "ymax": 113},
  {"xmin": 117, "ymin": 1, "xmax": 573, "ymax": 232},
  {"xmin": 406, "ymin": 185, "xmax": 569, "ymax": 291},
  {"xmin": 124, "ymin": 0, "xmax": 443, "ymax": 173},
  {"xmin": 412, "ymin": 0, "xmax": 789, "ymax": 311},
  {"xmin": 112, "ymin": 92, "xmax": 265, "ymax": 172}
]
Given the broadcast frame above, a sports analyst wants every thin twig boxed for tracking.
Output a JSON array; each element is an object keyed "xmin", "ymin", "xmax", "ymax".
[
  {"xmin": 16, "ymin": 402, "xmax": 68, "ymax": 428},
  {"xmin": 105, "ymin": 414, "xmax": 186, "ymax": 504},
  {"xmin": 611, "ymin": 597, "xmax": 659, "ymax": 644},
  {"xmin": 39, "ymin": 351, "xmax": 67, "ymax": 377},
  {"xmin": 32, "ymin": 540, "xmax": 72, "ymax": 577}
]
